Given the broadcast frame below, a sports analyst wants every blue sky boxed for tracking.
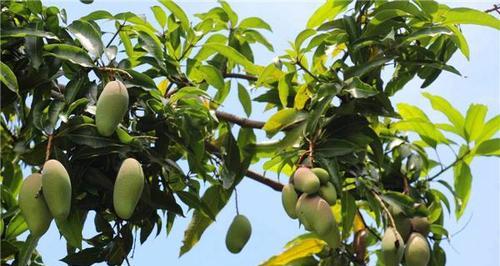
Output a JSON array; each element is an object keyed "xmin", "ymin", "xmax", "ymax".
[{"xmin": 34, "ymin": 1, "xmax": 499, "ymax": 265}]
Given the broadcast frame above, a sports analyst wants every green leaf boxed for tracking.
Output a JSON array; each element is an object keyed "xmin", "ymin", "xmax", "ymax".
[
  {"xmin": 125, "ymin": 69, "xmax": 157, "ymax": 89},
  {"xmin": 1, "ymin": 28, "xmax": 59, "ymax": 40},
  {"xmin": 243, "ymin": 29, "xmax": 274, "ymax": 52},
  {"xmin": 0, "ymin": 61, "xmax": 19, "ymax": 94},
  {"xmin": 219, "ymin": 0, "xmax": 238, "ymax": 26},
  {"xmin": 344, "ymin": 57, "xmax": 392, "ymax": 79},
  {"xmin": 394, "ymin": 120, "xmax": 447, "ymax": 148},
  {"xmin": 306, "ymin": 0, "xmax": 351, "ymax": 28},
  {"xmin": 294, "ymin": 29, "xmax": 316, "ymax": 51},
  {"xmin": 61, "ymin": 247, "xmax": 103, "ymax": 265},
  {"xmin": 402, "ymin": 26, "xmax": 452, "ymax": 44},
  {"xmin": 477, "ymin": 115, "xmax": 500, "ymax": 142},
  {"xmin": 68, "ymin": 20, "xmax": 104, "ymax": 57},
  {"xmin": 5, "ymin": 212, "xmax": 28, "ymax": 239},
  {"xmin": 239, "ymin": 17, "xmax": 272, "ymax": 31},
  {"xmin": 454, "ymin": 161, "xmax": 472, "ymax": 219},
  {"xmin": 475, "ymin": 138, "xmax": 500, "ymax": 156},
  {"xmin": 422, "ymin": 92, "xmax": 465, "ymax": 135},
  {"xmin": 137, "ymin": 30, "xmax": 164, "ymax": 60},
  {"xmin": 430, "ymin": 224, "xmax": 449, "ymax": 238},
  {"xmin": 344, "ymin": 77, "xmax": 379, "ymax": 98},
  {"xmin": 198, "ymin": 65, "xmax": 224, "ymax": 90},
  {"xmin": 262, "ymin": 108, "xmax": 308, "ymax": 137},
  {"xmin": 119, "ymin": 29, "xmax": 137, "ymax": 66},
  {"xmin": 176, "ymin": 191, "xmax": 216, "ymax": 221},
  {"xmin": 151, "ymin": 6, "xmax": 167, "ymax": 28},
  {"xmin": 237, "ymin": 83, "xmax": 252, "ymax": 117},
  {"xmin": 278, "ymin": 72, "xmax": 294, "ymax": 107},
  {"xmin": 397, "ymin": 103, "xmax": 431, "ymax": 122},
  {"xmin": 80, "ymin": 10, "xmax": 114, "ymax": 21},
  {"xmin": 341, "ymin": 191, "xmax": 356, "ymax": 239},
  {"xmin": 447, "ymin": 25, "xmax": 470, "ymax": 60},
  {"xmin": 315, "ymin": 138, "xmax": 359, "ymax": 157},
  {"xmin": 45, "ymin": 100, "xmax": 65, "ymax": 135},
  {"xmin": 43, "ymin": 44, "xmax": 94, "ymax": 67},
  {"xmin": 179, "ymin": 185, "xmax": 230, "ymax": 256},
  {"xmin": 56, "ymin": 209, "xmax": 87, "ymax": 249},
  {"xmin": 202, "ymin": 43, "xmax": 259, "ymax": 74},
  {"xmin": 159, "ymin": 0, "xmax": 190, "ymax": 30},
  {"xmin": 439, "ymin": 7, "xmax": 500, "ymax": 30},
  {"xmin": 464, "ymin": 104, "xmax": 488, "ymax": 142}
]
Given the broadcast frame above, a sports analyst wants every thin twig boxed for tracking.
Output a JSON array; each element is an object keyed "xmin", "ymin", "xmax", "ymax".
[
  {"xmin": 295, "ymin": 57, "xmax": 320, "ymax": 82},
  {"xmin": 245, "ymin": 169, "xmax": 284, "ymax": 191},
  {"xmin": 45, "ymin": 135, "xmax": 53, "ymax": 161},
  {"xmin": 371, "ymin": 191, "xmax": 396, "ymax": 228},
  {"xmin": 485, "ymin": 4, "xmax": 500, "ymax": 14},
  {"xmin": 427, "ymin": 149, "xmax": 471, "ymax": 181},
  {"xmin": 234, "ymin": 188, "xmax": 240, "ymax": 215},
  {"xmin": 105, "ymin": 20, "xmax": 127, "ymax": 48},
  {"xmin": 215, "ymin": 110, "xmax": 265, "ymax": 129}
]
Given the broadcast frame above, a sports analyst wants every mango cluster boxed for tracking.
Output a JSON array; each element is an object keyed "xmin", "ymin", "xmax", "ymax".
[
  {"xmin": 281, "ymin": 166, "xmax": 340, "ymax": 248},
  {"xmin": 381, "ymin": 214, "xmax": 431, "ymax": 266}
]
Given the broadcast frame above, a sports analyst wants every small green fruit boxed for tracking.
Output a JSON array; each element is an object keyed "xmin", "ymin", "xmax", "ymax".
[
  {"xmin": 405, "ymin": 233, "xmax": 430, "ymax": 266},
  {"xmin": 311, "ymin": 168, "xmax": 330, "ymax": 184},
  {"xmin": 96, "ymin": 80, "xmax": 129, "ymax": 136},
  {"xmin": 113, "ymin": 158, "xmax": 144, "ymax": 219},
  {"xmin": 381, "ymin": 227, "xmax": 404, "ymax": 266},
  {"xmin": 293, "ymin": 167, "xmax": 320, "ymax": 194},
  {"xmin": 281, "ymin": 184, "xmax": 298, "ymax": 219},
  {"xmin": 410, "ymin": 216, "xmax": 430, "ymax": 236},
  {"xmin": 42, "ymin": 159, "xmax": 72, "ymax": 221},
  {"xmin": 18, "ymin": 174, "xmax": 52, "ymax": 237},
  {"xmin": 319, "ymin": 182, "xmax": 337, "ymax": 205},
  {"xmin": 225, "ymin": 215, "xmax": 252, "ymax": 254}
]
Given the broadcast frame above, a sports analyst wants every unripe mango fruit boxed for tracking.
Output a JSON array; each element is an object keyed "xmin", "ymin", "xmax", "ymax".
[
  {"xmin": 296, "ymin": 194, "xmax": 334, "ymax": 235},
  {"xmin": 394, "ymin": 216, "xmax": 412, "ymax": 242},
  {"xmin": 113, "ymin": 158, "xmax": 144, "ymax": 219},
  {"xmin": 319, "ymin": 182, "xmax": 337, "ymax": 205},
  {"xmin": 381, "ymin": 227, "xmax": 404, "ymax": 266},
  {"xmin": 319, "ymin": 219, "xmax": 341, "ymax": 249},
  {"xmin": 410, "ymin": 216, "xmax": 430, "ymax": 236},
  {"xmin": 18, "ymin": 174, "xmax": 52, "ymax": 237},
  {"xmin": 311, "ymin": 168, "xmax": 330, "ymax": 184},
  {"xmin": 281, "ymin": 184, "xmax": 298, "ymax": 219},
  {"xmin": 96, "ymin": 80, "xmax": 129, "ymax": 137},
  {"xmin": 293, "ymin": 167, "xmax": 320, "ymax": 194},
  {"xmin": 42, "ymin": 159, "xmax": 72, "ymax": 221},
  {"xmin": 404, "ymin": 233, "xmax": 430, "ymax": 266},
  {"xmin": 225, "ymin": 215, "xmax": 252, "ymax": 254}
]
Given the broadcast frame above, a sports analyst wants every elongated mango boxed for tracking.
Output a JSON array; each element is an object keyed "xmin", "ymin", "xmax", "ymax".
[
  {"xmin": 319, "ymin": 182, "xmax": 337, "ymax": 205},
  {"xmin": 381, "ymin": 227, "xmax": 404, "ymax": 266},
  {"xmin": 42, "ymin": 159, "xmax": 72, "ymax": 221},
  {"xmin": 296, "ymin": 194, "xmax": 333, "ymax": 235},
  {"xmin": 404, "ymin": 233, "xmax": 430, "ymax": 266},
  {"xmin": 319, "ymin": 218, "xmax": 341, "ymax": 249},
  {"xmin": 96, "ymin": 80, "xmax": 129, "ymax": 136},
  {"xmin": 19, "ymin": 174, "xmax": 52, "ymax": 237},
  {"xmin": 410, "ymin": 216, "xmax": 430, "ymax": 236},
  {"xmin": 113, "ymin": 158, "xmax": 144, "ymax": 219},
  {"xmin": 281, "ymin": 184, "xmax": 298, "ymax": 219},
  {"xmin": 293, "ymin": 167, "xmax": 320, "ymax": 194},
  {"xmin": 225, "ymin": 215, "xmax": 252, "ymax": 254},
  {"xmin": 311, "ymin": 168, "xmax": 330, "ymax": 184}
]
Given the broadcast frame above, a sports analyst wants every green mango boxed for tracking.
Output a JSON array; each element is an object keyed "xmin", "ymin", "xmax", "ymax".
[
  {"xmin": 95, "ymin": 80, "xmax": 129, "ymax": 136},
  {"xmin": 381, "ymin": 227, "xmax": 404, "ymax": 266},
  {"xmin": 18, "ymin": 174, "xmax": 52, "ymax": 237},
  {"xmin": 296, "ymin": 194, "xmax": 333, "ymax": 235},
  {"xmin": 293, "ymin": 167, "xmax": 320, "ymax": 194},
  {"xmin": 410, "ymin": 216, "xmax": 430, "ymax": 236},
  {"xmin": 404, "ymin": 233, "xmax": 430, "ymax": 266},
  {"xmin": 281, "ymin": 184, "xmax": 298, "ymax": 219},
  {"xmin": 319, "ymin": 182, "xmax": 337, "ymax": 205},
  {"xmin": 42, "ymin": 159, "xmax": 72, "ymax": 221},
  {"xmin": 225, "ymin": 215, "xmax": 252, "ymax": 254},
  {"xmin": 311, "ymin": 167, "xmax": 330, "ymax": 184},
  {"xmin": 113, "ymin": 158, "xmax": 144, "ymax": 219},
  {"xmin": 318, "ymin": 218, "xmax": 341, "ymax": 249},
  {"xmin": 394, "ymin": 215, "xmax": 412, "ymax": 242}
]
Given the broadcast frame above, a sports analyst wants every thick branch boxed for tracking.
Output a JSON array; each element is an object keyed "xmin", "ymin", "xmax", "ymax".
[
  {"xmin": 215, "ymin": 110, "xmax": 265, "ymax": 129},
  {"xmin": 223, "ymin": 73, "xmax": 258, "ymax": 81}
]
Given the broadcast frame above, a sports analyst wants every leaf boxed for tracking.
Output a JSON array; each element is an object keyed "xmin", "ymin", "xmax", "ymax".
[
  {"xmin": 176, "ymin": 191, "xmax": 216, "ymax": 220},
  {"xmin": 294, "ymin": 84, "xmax": 311, "ymax": 111},
  {"xmin": 198, "ymin": 65, "xmax": 224, "ymax": 90},
  {"xmin": 422, "ymin": 92, "xmax": 465, "ymax": 135},
  {"xmin": 159, "ymin": 0, "xmax": 190, "ymax": 30},
  {"xmin": 80, "ymin": 10, "xmax": 114, "ymax": 21},
  {"xmin": 475, "ymin": 138, "xmax": 500, "ymax": 156},
  {"xmin": 45, "ymin": 100, "xmax": 65, "ymax": 135},
  {"xmin": 239, "ymin": 17, "xmax": 272, "ymax": 31},
  {"xmin": 454, "ymin": 161, "xmax": 472, "ymax": 219},
  {"xmin": 0, "ymin": 61, "xmax": 19, "ymax": 94},
  {"xmin": 219, "ymin": 0, "xmax": 238, "ymax": 26},
  {"xmin": 447, "ymin": 25, "xmax": 470, "ymax": 60},
  {"xmin": 439, "ymin": 7, "xmax": 500, "ymax": 30},
  {"xmin": 306, "ymin": 0, "xmax": 351, "ymax": 29},
  {"xmin": 56, "ymin": 209, "xmax": 87, "ymax": 249},
  {"xmin": 61, "ymin": 247, "xmax": 103, "ymax": 266},
  {"xmin": 344, "ymin": 57, "xmax": 392, "ymax": 79},
  {"xmin": 137, "ymin": 30, "xmax": 164, "ymax": 60},
  {"xmin": 1, "ymin": 28, "xmax": 59, "ymax": 40},
  {"xmin": 262, "ymin": 108, "xmax": 308, "ymax": 137},
  {"xmin": 477, "ymin": 115, "xmax": 500, "ymax": 142},
  {"xmin": 44, "ymin": 44, "xmax": 94, "ymax": 67},
  {"xmin": 151, "ymin": 6, "xmax": 167, "ymax": 28},
  {"xmin": 345, "ymin": 77, "xmax": 379, "ymax": 98},
  {"xmin": 125, "ymin": 69, "xmax": 157, "ymax": 89},
  {"xmin": 68, "ymin": 20, "xmax": 104, "ymax": 57},
  {"xmin": 315, "ymin": 138, "xmax": 359, "ymax": 157},
  {"xmin": 260, "ymin": 238, "xmax": 326, "ymax": 266},
  {"xmin": 278, "ymin": 72, "xmax": 294, "ymax": 107},
  {"xmin": 430, "ymin": 224, "xmax": 449, "ymax": 238},
  {"xmin": 202, "ymin": 43, "xmax": 259, "ymax": 74},
  {"xmin": 119, "ymin": 30, "xmax": 137, "ymax": 66},
  {"xmin": 464, "ymin": 104, "xmax": 488, "ymax": 142},
  {"xmin": 294, "ymin": 29, "xmax": 316, "ymax": 51},
  {"xmin": 393, "ymin": 120, "xmax": 447, "ymax": 148},
  {"xmin": 237, "ymin": 83, "xmax": 252, "ymax": 117},
  {"xmin": 341, "ymin": 191, "xmax": 356, "ymax": 239},
  {"xmin": 402, "ymin": 26, "xmax": 452, "ymax": 44},
  {"xmin": 5, "ymin": 212, "xmax": 28, "ymax": 239}
]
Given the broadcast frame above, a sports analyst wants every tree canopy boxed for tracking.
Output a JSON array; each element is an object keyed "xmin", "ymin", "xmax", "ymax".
[{"xmin": 1, "ymin": 0, "xmax": 499, "ymax": 265}]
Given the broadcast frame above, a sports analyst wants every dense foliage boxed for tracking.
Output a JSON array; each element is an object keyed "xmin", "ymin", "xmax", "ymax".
[{"xmin": 1, "ymin": 0, "xmax": 499, "ymax": 265}]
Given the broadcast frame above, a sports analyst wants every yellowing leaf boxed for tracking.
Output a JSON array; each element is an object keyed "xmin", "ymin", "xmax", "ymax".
[
  {"xmin": 158, "ymin": 79, "xmax": 169, "ymax": 95},
  {"xmin": 294, "ymin": 84, "xmax": 311, "ymax": 110},
  {"xmin": 353, "ymin": 211, "xmax": 365, "ymax": 232},
  {"xmin": 260, "ymin": 238, "xmax": 326, "ymax": 266}
]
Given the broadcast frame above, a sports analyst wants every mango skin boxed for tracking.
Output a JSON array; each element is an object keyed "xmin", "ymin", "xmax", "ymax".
[
  {"xmin": 394, "ymin": 216, "xmax": 412, "ymax": 242},
  {"xmin": 381, "ymin": 227, "xmax": 404, "ymax": 266},
  {"xmin": 405, "ymin": 233, "xmax": 430, "ymax": 266},
  {"xmin": 410, "ymin": 216, "xmax": 430, "ymax": 236},
  {"xmin": 319, "ymin": 218, "xmax": 341, "ymax": 249},
  {"xmin": 293, "ymin": 167, "xmax": 320, "ymax": 194},
  {"xmin": 281, "ymin": 184, "xmax": 298, "ymax": 219},
  {"xmin": 113, "ymin": 158, "xmax": 144, "ymax": 219},
  {"xmin": 296, "ymin": 194, "xmax": 333, "ymax": 236},
  {"xmin": 95, "ymin": 80, "xmax": 129, "ymax": 137},
  {"xmin": 42, "ymin": 159, "xmax": 72, "ymax": 221},
  {"xmin": 18, "ymin": 174, "xmax": 53, "ymax": 237},
  {"xmin": 225, "ymin": 215, "xmax": 252, "ymax": 254},
  {"xmin": 311, "ymin": 168, "xmax": 330, "ymax": 184},
  {"xmin": 319, "ymin": 182, "xmax": 337, "ymax": 205}
]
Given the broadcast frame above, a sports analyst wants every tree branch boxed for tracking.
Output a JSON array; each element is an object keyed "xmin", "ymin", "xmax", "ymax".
[
  {"xmin": 245, "ymin": 169, "xmax": 284, "ymax": 191},
  {"xmin": 426, "ymin": 149, "xmax": 471, "ymax": 181},
  {"xmin": 295, "ymin": 58, "xmax": 320, "ymax": 82},
  {"xmin": 223, "ymin": 73, "xmax": 258, "ymax": 81},
  {"xmin": 485, "ymin": 4, "xmax": 500, "ymax": 14},
  {"xmin": 215, "ymin": 110, "xmax": 265, "ymax": 129}
]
